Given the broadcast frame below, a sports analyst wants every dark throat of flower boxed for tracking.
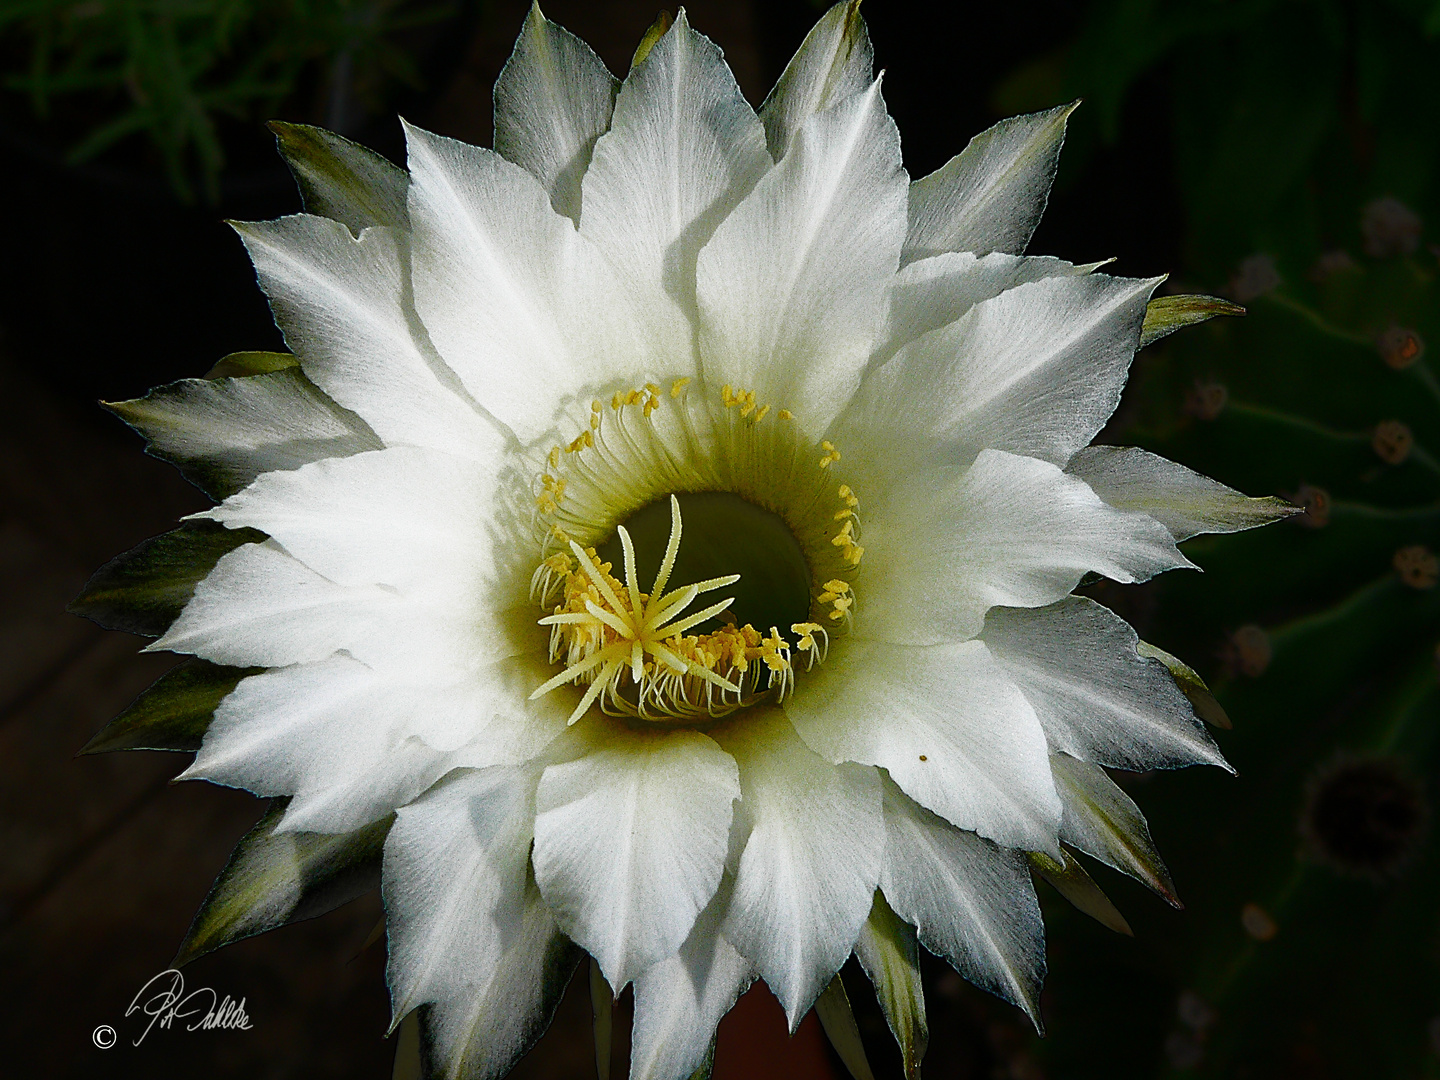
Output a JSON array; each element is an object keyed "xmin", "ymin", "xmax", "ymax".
[{"xmin": 527, "ymin": 382, "xmax": 862, "ymax": 726}]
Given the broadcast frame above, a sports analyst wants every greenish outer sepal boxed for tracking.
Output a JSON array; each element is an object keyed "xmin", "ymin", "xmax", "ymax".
[
  {"xmin": 392, "ymin": 1012, "xmax": 422, "ymax": 1080},
  {"xmin": 1137, "ymin": 640, "xmax": 1232, "ymax": 729},
  {"xmin": 1027, "ymin": 848, "xmax": 1133, "ymax": 936},
  {"xmin": 631, "ymin": 10, "xmax": 673, "ymax": 69},
  {"xmin": 816, "ymin": 972, "xmax": 877, "ymax": 1080},
  {"xmin": 420, "ymin": 906, "xmax": 585, "ymax": 1080},
  {"xmin": 589, "ymin": 957, "xmax": 612, "ymax": 1080},
  {"xmin": 268, "ymin": 120, "xmax": 409, "ymax": 234},
  {"xmin": 105, "ymin": 367, "xmax": 382, "ymax": 500},
  {"xmin": 758, "ymin": 0, "xmax": 872, "ymax": 161},
  {"xmin": 174, "ymin": 799, "xmax": 393, "ymax": 966},
  {"xmin": 80, "ymin": 658, "xmax": 260, "ymax": 754},
  {"xmin": 853, "ymin": 889, "xmax": 927, "ymax": 1080},
  {"xmin": 68, "ymin": 520, "xmax": 266, "ymax": 637},
  {"xmin": 204, "ymin": 350, "xmax": 299, "ymax": 378},
  {"xmin": 685, "ymin": 1039, "xmax": 717, "ymax": 1080},
  {"xmin": 1051, "ymin": 753, "xmax": 1181, "ymax": 907},
  {"xmin": 1138, "ymin": 294, "xmax": 1246, "ymax": 349}
]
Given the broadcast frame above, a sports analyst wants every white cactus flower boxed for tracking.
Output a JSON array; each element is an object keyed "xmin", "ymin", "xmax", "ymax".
[{"xmin": 77, "ymin": 4, "xmax": 1297, "ymax": 1078}]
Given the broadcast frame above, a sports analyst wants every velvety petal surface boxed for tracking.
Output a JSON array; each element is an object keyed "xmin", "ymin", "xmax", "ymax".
[
  {"xmin": 1051, "ymin": 752, "xmax": 1180, "ymax": 904},
  {"xmin": 903, "ymin": 102, "xmax": 1075, "ymax": 263},
  {"xmin": 871, "ymin": 250, "xmax": 1097, "ymax": 365},
  {"xmin": 384, "ymin": 765, "xmax": 582, "ymax": 1080},
  {"xmin": 493, "ymin": 3, "xmax": 619, "ymax": 223},
  {"xmin": 879, "ymin": 777, "xmax": 1046, "ymax": 1027},
  {"xmin": 786, "ymin": 637, "xmax": 1061, "ymax": 852},
  {"xmin": 579, "ymin": 12, "xmax": 771, "ymax": 365},
  {"xmin": 405, "ymin": 123, "xmax": 650, "ymax": 444},
  {"xmin": 234, "ymin": 216, "xmax": 494, "ymax": 456},
  {"xmin": 1068, "ymin": 445, "xmax": 1299, "ymax": 541},
  {"xmin": 840, "ymin": 272, "xmax": 1160, "ymax": 482},
  {"xmin": 107, "ymin": 368, "xmax": 381, "ymax": 498},
  {"xmin": 630, "ymin": 878, "xmax": 755, "ymax": 1080},
  {"xmin": 696, "ymin": 79, "xmax": 906, "ymax": 437},
  {"xmin": 758, "ymin": 0, "xmax": 872, "ymax": 161},
  {"xmin": 713, "ymin": 708, "xmax": 882, "ymax": 1026},
  {"xmin": 182, "ymin": 657, "xmax": 459, "ymax": 832},
  {"xmin": 532, "ymin": 719, "xmax": 740, "ymax": 991},
  {"xmin": 151, "ymin": 539, "xmax": 402, "ymax": 666},
  {"xmin": 860, "ymin": 450, "xmax": 1192, "ymax": 645},
  {"xmin": 982, "ymin": 596, "xmax": 1228, "ymax": 771}
]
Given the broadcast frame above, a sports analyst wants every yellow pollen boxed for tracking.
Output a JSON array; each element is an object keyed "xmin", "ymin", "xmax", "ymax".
[
  {"xmin": 529, "ymin": 495, "xmax": 807, "ymax": 723},
  {"xmin": 671, "ymin": 377, "xmax": 691, "ymax": 397},
  {"xmin": 778, "ymin": 409, "xmax": 793, "ymax": 421}
]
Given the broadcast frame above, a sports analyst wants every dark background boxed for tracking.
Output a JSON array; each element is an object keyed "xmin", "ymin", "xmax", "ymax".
[{"xmin": 2, "ymin": 0, "xmax": 1437, "ymax": 1077}]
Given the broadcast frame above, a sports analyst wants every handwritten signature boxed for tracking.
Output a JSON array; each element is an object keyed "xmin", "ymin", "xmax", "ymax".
[{"xmin": 118, "ymin": 968, "xmax": 253, "ymax": 1047}]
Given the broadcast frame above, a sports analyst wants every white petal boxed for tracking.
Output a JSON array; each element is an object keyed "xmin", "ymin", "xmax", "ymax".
[
  {"xmin": 183, "ymin": 657, "xmax": 451, "ymax": 832},
  {"xmin": 151, "ymin": 539, "xmax": 401, "ymax": 666},
  {"xmin": 233, "ymin": 216, "xmax": 495, "ymax": 457},
  {"xmin": 873, "ymin": 250, "xmax": 1096, "ymax": 363},
  {"xmin": 1067, "ymin": 445, "xmax": 1299, "ymax": 542},
  {"xmin": 758, "ymin": 0, "xmax": 873, "ymax": 161},
  {"xmin": 383, "ymin": 766, "xmax": 582, "ymax": 1080},
  {"xmin": 493, "ymin": 3, "xmax": 619, "ymax": 223},
  {"xmin": 630, "ymin": 879, "xmax": 755, "ymax": 1080},
  {"xmin": 841, "ymin": 272, "xmax": 1160, "ymax": 481},
  {"xmin": 786, "ymin": 637, "xmax": 1061, "ymax": 852},
  {"xmin": 713, "ymin": 708, "xmax": 882, "ymax": 1026},
  {"xmin": 182, "ymin": 654, "xmax": 566, "ymax": 831},
  {"xmin": 579, "ymin": 11, "xmax": 770, "ymax": 365},
  {"xmin": 860, "ymin": 451, "xmax": 1192, "ymax": 645},
  {"xmin": 1051, "ymin": 752, "xmax": 1179, "ymax": 904},
  {"xmin": 879, "ymin": 776, "xmax": 1045, "ymax": 1026},
  {"xmin": 696, "ymin": 79, "xmax": 905, "ymax": 437},
  {"xmin": 196, "ymin": 446, "xmax": 496, "ymax": 592},
  {"xmin": 532, "ymin": 719, "xmax": 740, "ymax": 990},
  {"xmin": 108, "ymin": 369, "xmax": 381, "ymax": 494},
  {"xmin": 903, "ymin": 103, "xmax": 1076, "ymax": 263},
  {"xmin": 405, "ymin": 123, "xmax": 650, "ymax": 445},
  {"xmin": 982, "ymin": 596, "xmax": 1228, "ymax": 771}
]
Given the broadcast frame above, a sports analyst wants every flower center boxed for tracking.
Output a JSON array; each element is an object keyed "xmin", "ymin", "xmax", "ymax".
[
  {"xmin": 598, "ymin": 492, "xmax": 810, "ymax": 633},
  {"xmin": 526, "ymin": 380, "xmax": 862, "ymax": 724}
]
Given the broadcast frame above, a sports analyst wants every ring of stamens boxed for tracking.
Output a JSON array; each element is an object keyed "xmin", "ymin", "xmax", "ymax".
[
  {"xmin": 530, "ymin": 496, "xmax": 828, "ymax": 723},
  {"xmin": 527, "ymin": 381, "xmax": 860, "ymax": 723}
]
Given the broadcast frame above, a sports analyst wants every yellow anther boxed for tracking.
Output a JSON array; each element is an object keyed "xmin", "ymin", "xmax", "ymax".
[
  {"xmin": 612, "ymin": 391, "xmax": 624, "ymax": 410},
  {"xmin": 754, "ymin": 404, "xmax": 771, "ymax": 421},
  {"xmin": 671, "ymin": 377, "xmax": 691, "ymax": 397},
  {"xmin": 589, "ymin": 412, "xmax": 601, "ymax": 431},
  {"xmin": 645, "ymin": 383, "xmax": 661, "ymax": 396},
  {"xmin": 721, "ymin": 384, "xmax": 734, "ymax": 405},
  {"xmin": 838, "ymin": 485, "xmax": 852, "ymax": 498},
  {"xmin": 591, "ymin": 399, "xmax": 602, "ymax": 413},
  {"xmin": 834, "ymin": 508, "xmax": 853, "ymax": 520},
  {"xmin": 823, "ymin": 580, "xmax": 849, "ymax": 594},
  {"xmin": 778, "ymin": 409, "xmax": 793, "ymax": 421},
  {"xmin": 548, "ymin": 446, "xmax": 561, "ymax": 468}
]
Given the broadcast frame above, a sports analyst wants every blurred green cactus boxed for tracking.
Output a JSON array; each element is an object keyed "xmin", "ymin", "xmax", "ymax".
[{"xmin": 960, "ymin": 2, "xmax": 1440, "ymax": 1077}]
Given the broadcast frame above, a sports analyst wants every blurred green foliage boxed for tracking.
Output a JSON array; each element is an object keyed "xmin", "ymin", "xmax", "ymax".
[
  {"xmin": 984, "ymin": 2, "xmax": 1440, "ymax": 1078},
  {"xmin": 0, "ymin": 0, "xmax": 449, "ymax": 201}
]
